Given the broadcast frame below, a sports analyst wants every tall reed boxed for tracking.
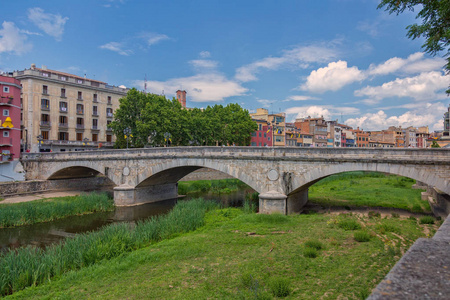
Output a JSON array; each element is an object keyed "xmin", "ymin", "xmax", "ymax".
[
  {"xmin": 0, "ymin": 198, "xmax": 218, "ymax": 296},
  {"xmin": 0, "ymin": 192, "xmax": 114, "ymax": 228}
]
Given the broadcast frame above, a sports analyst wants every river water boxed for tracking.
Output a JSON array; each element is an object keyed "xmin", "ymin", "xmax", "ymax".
[{"xmin": 0, "ymin": 190, "xmax": 250, "ymax": 253}]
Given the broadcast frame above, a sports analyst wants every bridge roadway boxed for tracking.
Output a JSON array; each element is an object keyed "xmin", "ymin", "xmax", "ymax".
[{"xmin": 21, "ymin": 146, "xmax": 450, "ymax": 214}]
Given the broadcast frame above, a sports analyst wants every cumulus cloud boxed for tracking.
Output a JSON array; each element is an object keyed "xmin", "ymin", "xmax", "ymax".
[
  {"xmin": 285, "ymin": 105, "xmax": 360, "ymax": 121},
  {"xmin": 99, "ymin": 42, "xmax": 133, "ymax": 56},
  {"xmin": 134, "ymin": 73, "xmax": 248, "ymax": 102},
  {"xmin": 235, "ymin": 43, "xmax": 338, "ymax": 82},
  {"xmin": 188, "ymin": 59, "xmax": 219, "ymax": 71},
  {"xmin": 199, "ymin": 51, "xmax": 211, "ymax": 58},
  {"xmin": 0, "ymin": 22, "xmax": 32, "ymax": 55},
  {"xmin": 355, "ymin": 71, "xmax": 448, "ymax": 101},
  {"xmin": 27, "ymin": 7, "xmax": 68, "ymax": 41},
  {"xmin": 345, "ymin": 102, "xmax": 447, "ymax": 131},
  {"xmin": 300, "ymin": 60, "xmax": 365, "ymax": 93},
  {"xmin": 283, "ymin": 95, "xmax": 320, "ymax": 102}
]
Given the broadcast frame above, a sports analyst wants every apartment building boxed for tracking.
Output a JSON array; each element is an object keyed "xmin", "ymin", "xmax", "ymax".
[
  {"xmin": 285, "ymin": 123, "xmax": 299, "ymax": 146},
  {"xmin": 250, "ymin": 108, "xmax": 285, "ymax": 146},
  {"xmin": 294, "ymin": 116, "xmax": 328, "ymax": 147},
  {"xmin": 353, "ymin": 127, "xmax": 369, "ymax": 147},
  {"xmin": 0, "ymin": 75, "xmax": 21, "ymax": 161},
  {"xmin": 444, "ymin": 104, "xmax": 449, "ymax": 136},
  {"xmin": 250, "ymin": 118, "xmax": 272, "ymax": 146},
  {"xmin": 14, "ymin": 64, "xmax": 128, "ymax": 152}
]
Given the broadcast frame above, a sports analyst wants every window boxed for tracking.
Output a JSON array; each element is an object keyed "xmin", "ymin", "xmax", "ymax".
[
  {"xmin": 93, "ymin": 106, "xmax": 98, "ymax": 116},
  {"xmin": 41, "ymin": 99, "xmax": 50, "ymax": 110},
  {"xmin": 106, "ymin": 134, "xmax": 112, "ymax": 142},
  {"xmin": 259, "ymin": 132, "xmax": 261, "ymax": 137},
  {"xmin": 264, "ymin": 133, "xmax": 266, "ymax": 138},
  {"xmin": 61, "ymin": 88, "xmax": 66, "ymax": 98},
  {"xmin": 43, "ymin": 85, "xmax": 48, "ymax": 94},
  {"xmin": 59, "ymin": 76, "xmax": 67, "ymax": 81},
  {"xmin": 107, "ymin": 96, "xmax": 112, "ymax": 104},
  {"xmin": 76, "ymin": 132, "xmax": 83, "ymax": 141},
  {"xmin": 59, "ymin": 116, "xmax": 68, "ymax": 126},
  {"xmin": 77, "ymin": 104, "xmax": 84, "ymax": 114},
  {"xmin": 59, "ymin": 101, "xmax": 68, "ymax": 112},
  {"xmin": 3, "ymin": 86, "xmax": 10, "ymax": 93},
  {"xmin": 3, "ymin": 131, "xmax": 9, "ymax": 137},
  {"xmin": 251, "ymin": 132, "xmax": 256, "ymax": 137},
  {"xmin": 92, "ymin": 134, "xmax": 98, "ymax": 142},
  {"xmin": 41, "ymin": 131, "xmax": 49, "ymax": 140},
  {"xmin": 78, "ymin": 91, "xmax": 82, "ymax": 100},
  {"xmin": 251, "ymin": 142, "xmax": 257, "ymax": 146},
  {"xmin": 76, "ymin": 118, "xmax": 84, "ymax": 129},
  {"xmin": 41, "ymin": 114, "xmax": 50, "ymax": 125},
  {"xmin": 107, "ymin": 108, "xmax": 113, "ymax": 117},
  {"xmin": 59, "ymin": 132, "xmax": 69, "ymax": 141},
  {"xmin": 3, "ymin": 109, "xmax": 9, "ymax": 116},
  {"xmin": 258, "ymin": 124, "xmax": 262, "ymax": 131},
  {"xmin": 77, "ymin": 79, "xmax": 84, "ymax": 84},
  {"xmin": 42, "ymin": 72, "xmax": 49, "ymax": 77},
  {"xmin": 93, "ymin": 94, "xmax": 98, "ymax": 102},
  {"xmin": 92, "ymin": 119, "xmax": 98, "ymax": 129}
]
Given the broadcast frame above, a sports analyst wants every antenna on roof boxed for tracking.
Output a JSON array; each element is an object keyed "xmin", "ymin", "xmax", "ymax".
[{"xmin": 144, "ymin": 74, "xmax": 147, "ymax": 94}]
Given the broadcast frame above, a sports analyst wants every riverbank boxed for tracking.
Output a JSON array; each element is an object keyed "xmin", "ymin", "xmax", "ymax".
[{"xmin": 5, "ymin": 206, "xmax": 440, "ymax": 299}]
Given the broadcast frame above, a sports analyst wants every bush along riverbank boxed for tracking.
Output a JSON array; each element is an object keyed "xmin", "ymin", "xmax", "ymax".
[
  {"xmin": 5, "ymin": 206, "xmax": 441, "ymax": 299},
  {"xmin": 0, "ymin": 198, "xmax": 218, "ymax": 297},
  {"xmin": 0, "ymin": 192, "xmax": 114, "ymax": 228},
  {"xmin": 309, "ymin": 172, "xmax": 430, "ymax": 213},
  {"xmin": 178, "ymin": 179, "xmax": 249, "ymax": 195}
]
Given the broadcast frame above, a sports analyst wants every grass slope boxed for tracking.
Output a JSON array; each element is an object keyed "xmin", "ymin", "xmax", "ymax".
[
  {"xmin": 309, "ymin": 172, "xmax": 430, "ymax": 212},
  {"xmin": 6, "ymin": 209, "xmax": 439, "ymax": 299}
]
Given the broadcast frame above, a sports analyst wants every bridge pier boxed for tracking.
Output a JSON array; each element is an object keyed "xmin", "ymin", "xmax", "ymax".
[
  {"xmin": 259, "ymin": 188, "xmax": 309, "ymax": 215},
  {"xmin": 113, "ymin": 183, "xmax": 178, "ymax": 206}
]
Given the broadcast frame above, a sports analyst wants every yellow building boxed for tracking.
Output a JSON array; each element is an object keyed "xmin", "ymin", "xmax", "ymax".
[
  {"xmin": 250, "ymin": 108, "xmax": 285, "ymax": 146},
  {"xmin": 14, "ymin": 64, "xmax": 128, "ymax": 152}
]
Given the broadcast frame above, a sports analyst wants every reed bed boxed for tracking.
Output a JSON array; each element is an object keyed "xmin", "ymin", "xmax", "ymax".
[
  {"xmin": 0, "ymin": 192, "xmax": 114, "ymax": 228},
  {"xmin": 0, "ymin": 198, "xmax": 218, "ymax": 296}
]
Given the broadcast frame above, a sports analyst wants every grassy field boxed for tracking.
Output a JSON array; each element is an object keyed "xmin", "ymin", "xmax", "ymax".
[
  {"xmin": 5, "ymin": 207, "xmax": 440, "ymax": 299},
  {"xmin": 309, "ymin": 172, "xmax": 430, "ymax": 213},
  {"xmin": 0, "ymin": 192, "xmax": 114, "ymax": 228}
]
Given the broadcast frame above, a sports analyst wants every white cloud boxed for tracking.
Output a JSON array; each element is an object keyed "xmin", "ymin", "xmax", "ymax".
[
  {"xmin": 134, "ymin": 73, "xmax": 248, "ymax": 102},
  {"xmin": 99, "ymin": 42, "xmax": 133, "ymax": 56},
  {"xmin": 355, "ymin": 71, "xmax": 448, "ymax": 101},
  {"xmin": 141, "ymin": 33, "xmax": 170, "ymax": 46},
  {"xmin": 285, "ymin": 105, "xmax": 360, "ymax": 121},
  {"xmin": 283, "ymin": 95, "xmax": 320, "ymax": 102},
  {"xmin": 300, "ymin": 60, "xmax": 365, "ymax": 93},
  {"xmin": 357, "ymin": 20, "xmax": 380, "ymax": 37},
  {"xmin": 368, "ymin": 52, "xmax": 445, "ymax": 76},
  {"xmin": 27, "ymin": 7, "xmax": 68, "ymax": 41},
  {"xmin": 199, "ymin": 51, "xmax": 211, "ymax": 58},
  {"xmin": 188, "ymin": 59, "xmax": 219, "ymax": 70},
  {"xmin": 0, "ymin": 21, "xmax": 32, "ymax": 55},
  {"xmin": 257, "ymin": 99, "xmax": 273, "ymax": 108},
  {"xmin": 235, "ymin": 43, "xmax": 338, "ymax": 82},
  {"xmin": 345, "ymin": 102, "xmax": 447, "ymax": 131}
]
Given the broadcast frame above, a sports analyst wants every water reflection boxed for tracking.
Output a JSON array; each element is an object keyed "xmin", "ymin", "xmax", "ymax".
[{"xmin": 0, "ymin": 190, "xmax": 250, "ymax": 253}]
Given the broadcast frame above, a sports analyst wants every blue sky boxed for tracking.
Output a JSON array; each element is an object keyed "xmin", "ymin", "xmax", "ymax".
[{"xmin": 1, "ymin": 0, "xmax": 448, "ymax": 131}]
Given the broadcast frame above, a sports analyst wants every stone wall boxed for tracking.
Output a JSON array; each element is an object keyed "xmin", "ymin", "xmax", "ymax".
[
  {"xmin": 0, "ymin": 176, "xmax": 114, "ymax": 197},
  {"xmin": 179, "ymin": 168, "xmax": 234, "ymax": 181}
]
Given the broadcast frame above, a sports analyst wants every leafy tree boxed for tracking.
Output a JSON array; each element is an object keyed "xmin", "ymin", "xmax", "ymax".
[
  {"xmin": 431, "ymin": 140, "xmax": 441, "ymax": 148},
  {"xmin": 378, "ymin": 0, "xmax": 450, "ymax": 93}
]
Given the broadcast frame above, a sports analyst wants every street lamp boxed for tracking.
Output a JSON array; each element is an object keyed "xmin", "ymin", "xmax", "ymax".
[
  {"xmin": 36, "ymin": 134, "xmax": 43, "ymax": 152},
  {"xmin": 124, "ymin": 128, "xmax": 131, "ymax": 149}
]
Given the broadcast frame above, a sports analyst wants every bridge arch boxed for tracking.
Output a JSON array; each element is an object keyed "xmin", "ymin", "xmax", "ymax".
[
  {"xmin": 46, "ymin": 161, "xmax": 112, "ymax": 182},
  {"xmin": 135, "ymin": 159, "xmax": 261, "ymax": 193},
  {"xmin": 288, "ymin": 162, "xmax": 449, "ymax": 197}
]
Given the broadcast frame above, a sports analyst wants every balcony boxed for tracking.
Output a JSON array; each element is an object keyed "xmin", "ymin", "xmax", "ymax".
[
  {"xmin": 107, "ymin": 112, "xmax": 113, "ymax": 118},
  {"xmin": 59, "ymin": 107, "xmax": 68, "ymax": 113},
  {"xmin": 92, "ymin": 112, "xmax": 99, "ymax": 117},
  {"xmin": 76, "ymin": 124, "xmax": 85, "ymax": 130},
  {"xmin": 59, "ymin": 123, "xmax": 68, "ymax": 128},
  {"xmin": 0, "ymin": 96, "xmax": 13, "ymax": 105},
  {"xmin": 91, "ymin": 125, "xmax": 100, "ymax": 131},
  {"xmin": 41, "ymin": 105, "xmax": 50, "ymax": 111},
  {"xmin": 40, "ymin": 121, "xmax": 51, "ymax": 127},
  {"xmin": 77, "ymin": 110, "xmax": 84, "ymax": 115},
  {"xmin": 106, "ymin": 127, "xmax": 113, "ymax": 132},
  {"xmin": 0, "ymin": 137, "xmax": 13, "ymax": 146}
]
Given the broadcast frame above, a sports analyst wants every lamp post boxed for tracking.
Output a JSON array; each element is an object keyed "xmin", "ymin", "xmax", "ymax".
[
  {"xmin": 124, "ymin": 128, "xmax": 131, "ymax": 149},
  {"xmin": 36, "ymin": 134, "xmax": 43, "ymax": 152}
]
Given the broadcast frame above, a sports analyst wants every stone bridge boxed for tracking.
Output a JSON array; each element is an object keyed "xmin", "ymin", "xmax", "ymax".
[{"xmin": 21, "ymin": 147, "xmax": 450, "ymax": 214}]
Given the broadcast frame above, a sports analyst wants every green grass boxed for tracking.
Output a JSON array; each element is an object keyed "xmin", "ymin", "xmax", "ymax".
[
  {"xmin": 309, "ymin": 172, "xmax": 431, "ymax": 213},
  {"xmin": 4, "ymin": 208, "xmax": 439, "ymax": 299},
  {"xmin": 178, "ymin": 178, "xmax": 249, "ymax": 195},
  {"xmin": 0, "ymin": 192, "xmax": 114, "ymax": 228}
]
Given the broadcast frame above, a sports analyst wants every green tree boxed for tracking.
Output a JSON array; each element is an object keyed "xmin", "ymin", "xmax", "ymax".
[
  {"xmin": 378, "ymin": 0, "xmax": 450, "ymax": 93},
  {"xmin": 431, "ymin": 140, "xmax": 441, "ymax": 148}
]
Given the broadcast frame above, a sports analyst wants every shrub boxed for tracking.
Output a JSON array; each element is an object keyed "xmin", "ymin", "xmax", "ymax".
[
  {"xmin": 354, "ymin": 231, "xmax": 371, "ymax": 242},
  {"xmin": 337, "ymin": 219, "xmax": 361, "ymax": 230},
  {"xmin": 408, "ymin": 216, "xmax": 417, "ymax": 221},
  {"xmin": 419, "ymin": 216, "xmax": 435, "ymax": 224},
  {"xmin": 411, "ymin": 204, "xmax": 423, "ymax": 213},
  {"xmin": 368, "ymin": 211, "xmax": 381, "ymax": 218},
  {"xmin": 377, "ymin": 223, "xmax": 400, "ymax": 234},
  {"xmin": 304, "ymin": 239, "xmax": 324, "ymax": 250},
  {"xmin": 303, "ymin": 247, "xmax": 318, "ymax": 258},
  {"xmin": 269, "ymin": 277, "xmax": 291, "ymax": 297},
  {"xmin": 391, "ymin": 212, "xmax": 400, "ymax": 218}
]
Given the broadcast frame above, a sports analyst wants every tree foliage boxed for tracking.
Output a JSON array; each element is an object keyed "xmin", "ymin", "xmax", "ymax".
[
  {"xmin": 110, "ymin": 89, "xmax": 257, "ymax": 148},
  {"xmin": 378, "ymin": 0, "xmax": 450, "ymax": 93}
]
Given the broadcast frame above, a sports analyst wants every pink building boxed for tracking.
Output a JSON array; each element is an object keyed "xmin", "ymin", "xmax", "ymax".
[
  {"xmin": 250, "ymin": 119, "xmax": 272, "ymax": 146},
  {"xmin": 0, "ymin": 75, "xmax": 21, "ymax": 162},
  {"xmin": 176, "ymin": 90, "xmax": 187, "ymax": 108}
]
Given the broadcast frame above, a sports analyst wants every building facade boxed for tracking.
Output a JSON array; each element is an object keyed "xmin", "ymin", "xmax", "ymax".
[
  {"xmin": 250, "ymin": 119, "xmax": 272, "ymax": 146},
  {"xmin": 0, "ymin": 75, "xmax": 21, "ymax": 161},
  {"xmin": 14, "ymin": 64, "xmax": 128, "ymax": 152},
  {"xmin": 250, "ymin": 108, "xmax": 285, "ymax": 146}
]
